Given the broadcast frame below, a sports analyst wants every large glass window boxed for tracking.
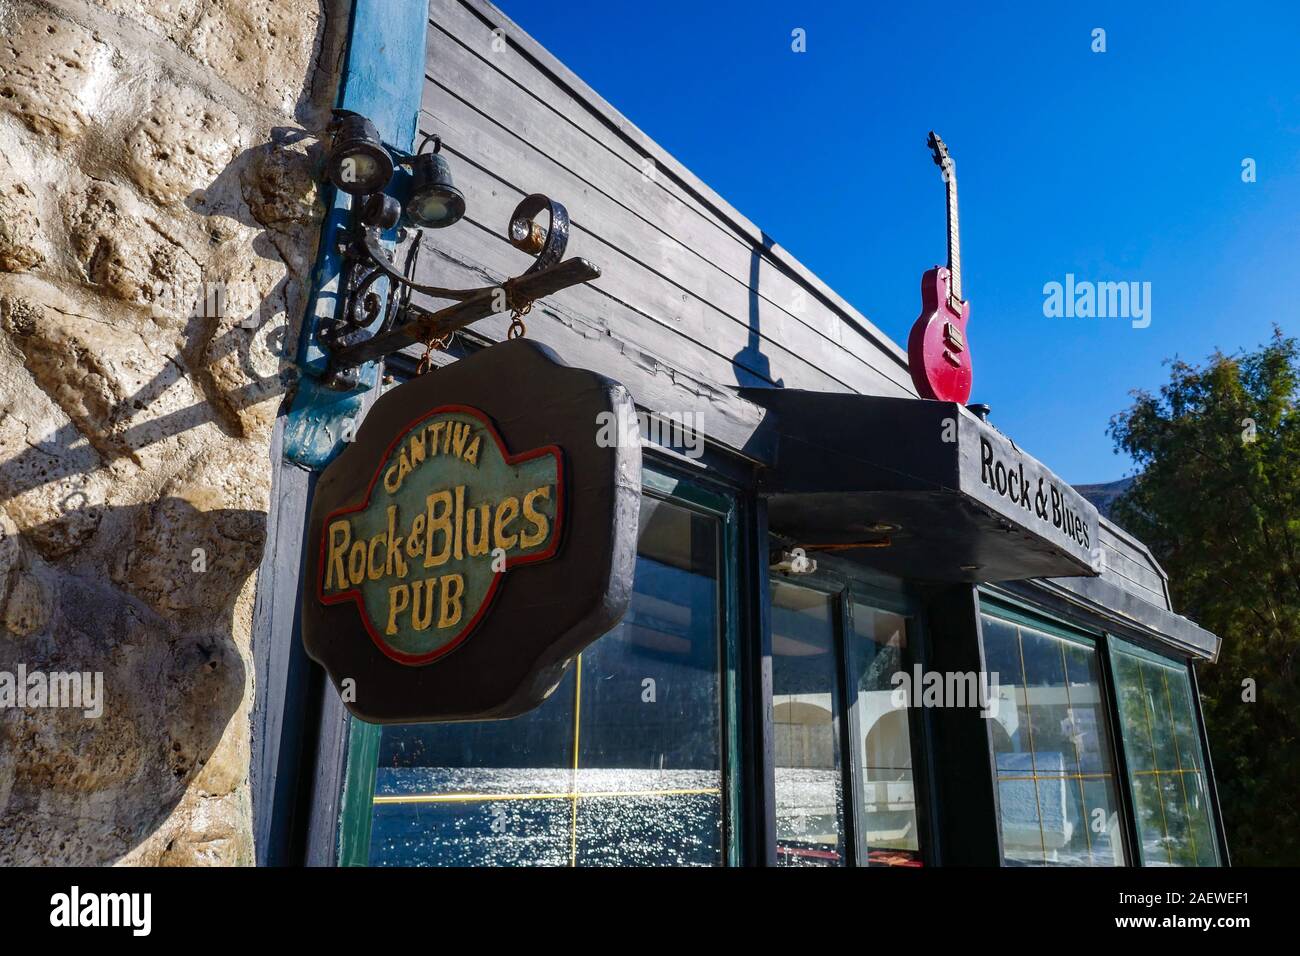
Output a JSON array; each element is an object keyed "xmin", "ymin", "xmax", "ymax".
[
  {"xmin": 345, "ymin": 484, "xmax": 731, "ymax": 866},
  {"xmin": 849, "ymin": 600, "xmax": 924, "ymax": 866},
  {"xmin": 980, "ymin": 609, "xmax": 1127, "ymax": 866},
  {"xmin": 771, "ymin": 582, "xmax": 845, "ymax": 866},
  {"xmin": 769, "ymin": 570, "xmax": 927, "ymax": 867},
  {"xmin": 1109, "ymin": 639, "xmax": 1220, "ymax": 866}
]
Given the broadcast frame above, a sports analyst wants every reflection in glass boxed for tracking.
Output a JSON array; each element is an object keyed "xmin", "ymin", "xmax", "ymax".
[
  {"xmin": 1110, "ymin": 640, "xmax": 1219, "ymax": 866},
  {"xmin": 366, "ymin": 494, "xmax": 725, "ymax": 866},
  {"xmin": 981, "ymin": 613, "xmax": 1127, "ymax": 866},
  {"xmin": 771, "ymin": 582, "xmax": 844, "ymax": 866},
  {"xmin": 850, "ymin": 601, "xmax": 923, "ymax": 866}
]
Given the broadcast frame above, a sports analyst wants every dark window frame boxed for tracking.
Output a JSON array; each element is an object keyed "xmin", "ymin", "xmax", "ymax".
[
  {"xmin": 766, "ymin": 556, "xmax": 936, "ymax": 866},
  {"xmin": 977, "ymin": 593, "xmax": 1135, "ymax": 867},
  {"xmin": 1104, "ymin": 633, "xmax": 1224, "ymax": 867}
]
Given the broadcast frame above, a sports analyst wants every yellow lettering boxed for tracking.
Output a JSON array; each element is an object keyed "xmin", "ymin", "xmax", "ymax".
[
  {"xmin": 385, "ymin": 584, "xmax": 410, "ymax": 635},
  {"xmin": 465, "ymin": 503, "xmax": 491, "ymax": 557},
  {"xmin": 439, "ymin": 573, "xmax": 465, "ymax": 628},
  {"xmin": 520, "ymin": 486, "xmax": 551, "ymax": 549},
  {"xmin": 411, "ymin": 578, "xmax": 436, "ymax": 631},
  {"xmin": 383, "ymin": 465, "xmax": 400, "ymax": 494},
  {"xmin": 367, "ymin": 532, "xmax": 385, "ymax": 581},
  {"xmin": 464, "ymin": 434, "xmax": 481, "ymax": 466},
  {"xmin": 347, "ymin": 540, "xmax": 368, "ymax": 586},
  {"xmin": 409, "ymin": 430, "xmax": 426, "ymax": 468},
  {"xmin": 452, "ymin": 422, "xmax": 469, "ymax": 458},
  {"xmin": 325, "ymin": 520, "xmax": 351, "ymax": 591},
  {"xmin": 406, "ymin": 513, "xmax": 426, "ymax": 560},
  {"xmin": 385, "ymin": 506, "xmax": 407, "ymax": 578},
  {"xmin": 453, "ymin": 485, "xmax": 465, "ymax": 561},
  {"xmin": 424, "ymin": 491, "xmax": 453, "ymax": 568},
  {"xmin": 493, "ymin": 497, "xmax": 519, "ymax": 551}
]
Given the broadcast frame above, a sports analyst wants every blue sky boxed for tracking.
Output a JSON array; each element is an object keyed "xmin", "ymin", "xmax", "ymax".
[{"xmin": 500, "ymin": 0, "xmax": 1300, "ymax": 484}]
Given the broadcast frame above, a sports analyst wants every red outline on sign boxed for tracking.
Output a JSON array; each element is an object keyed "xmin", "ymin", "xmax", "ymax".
[{"xmin": 317, "ymin": 404, "xmax": 565, "ymax": 666}]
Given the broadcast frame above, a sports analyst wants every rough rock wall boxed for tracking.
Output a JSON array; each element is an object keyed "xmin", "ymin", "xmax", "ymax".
[{"xmin": 0, "ymin": 0, "xmax": 344, "ymax": 864}]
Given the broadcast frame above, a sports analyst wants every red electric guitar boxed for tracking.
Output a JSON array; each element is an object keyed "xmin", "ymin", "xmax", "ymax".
[{"xmin": 907, "ymin": 131, "xmax": 972, "ymax": 403}]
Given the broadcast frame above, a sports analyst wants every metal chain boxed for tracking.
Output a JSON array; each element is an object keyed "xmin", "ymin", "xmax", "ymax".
[
  {"xmin": 416, "ymin": 331, "xmax": 453, "ymax": 375},
  {"xmin": 418, "ymin": 280, "xmax": 536, "ymax": 373},
  {"xmin": 507, "ymin": 301, "xmax": 532, "ymax": 339},
  {"xmin": 504, "ymin": 278, "xmax": 535, "ymax": 340}
]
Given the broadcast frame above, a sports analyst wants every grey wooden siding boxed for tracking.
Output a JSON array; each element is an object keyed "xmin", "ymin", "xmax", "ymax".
[
  {"xmin": 415, "ymin": 0, "xmax": 1173, "ymax": 614},
  {"xmin": 414, "ymin": 0, "xmax": 915, "ymax": 458},
  {"xmin": 1045, "ymin": 517, "xmax": 1172, "ymax": 613},
  {"xmin": 1098, "ymin": 518, "xmax": 1171, "ymax": 609}
]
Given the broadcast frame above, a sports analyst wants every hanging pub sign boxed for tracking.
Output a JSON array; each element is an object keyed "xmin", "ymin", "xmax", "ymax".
[{"xmin": 302, "ymin": 339, "xmax": 641, "ymax": 723}]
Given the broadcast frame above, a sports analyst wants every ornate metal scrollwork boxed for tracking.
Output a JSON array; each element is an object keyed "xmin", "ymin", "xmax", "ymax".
[{"xmin": 319, "ymin": 193, "xmax": 598, "ymax": 390}]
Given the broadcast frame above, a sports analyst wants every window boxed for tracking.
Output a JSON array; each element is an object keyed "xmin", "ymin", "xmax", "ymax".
[
  {"xmin": 848, "ymin": 600, "xmax": 923, "ymax": 866},
  {"xmin": 339, "ymin": 472, "xmax": 736, "ymax": 866},
  {"xmin": 771, "ymin": 582, "xmax": 845, "ymax": 866},
  {"xmin": 769, "ymin": 568, "xmax": 927, "ymax": 867},
  {"xmin": 1109, "ymin": 639, "xmax": 1220, "ymax": 866},
  {"xmin": 980, "ymin": 608, "xmax": 1127, "ymax": 866}
]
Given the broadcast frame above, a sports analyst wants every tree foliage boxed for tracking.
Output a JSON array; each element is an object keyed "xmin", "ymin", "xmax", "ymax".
[{"xmin": 1109, "ymin": 326, "xmax": 1300, "ymax": 865}]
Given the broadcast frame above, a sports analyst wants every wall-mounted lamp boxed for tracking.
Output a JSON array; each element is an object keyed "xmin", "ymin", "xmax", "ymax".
[
  {"xmin": 325, "ymin": 111, "xmax": 394, "ymax": 195},
  {"xmin": 404, "ymin": 135, "xmax": 465, "ymax": 229},
  {"xmin": 316, "ymin": 111, "xmax": 600, "ymax": 390}
]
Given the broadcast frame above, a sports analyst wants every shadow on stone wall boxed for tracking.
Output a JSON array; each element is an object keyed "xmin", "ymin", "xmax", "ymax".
[
  {"xmin": 0, "ymin": 498, "xmax": 260, "ymax": 866},
  {"xmin": 0, "ymin": 132, "xmax": 327, "ymax": 864},
  {"xmin": 0, "ymin": 0, "xmax": 351, "ymax": 866}
]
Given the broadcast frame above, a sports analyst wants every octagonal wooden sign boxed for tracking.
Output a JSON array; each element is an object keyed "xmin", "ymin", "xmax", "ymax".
[{"xmin": 302, "ymin": 340, "xmax": 641, "ymax": 723}]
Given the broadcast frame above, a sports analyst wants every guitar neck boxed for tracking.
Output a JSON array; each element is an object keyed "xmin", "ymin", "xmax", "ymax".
[{"xmin": 945, "ymin": 172, "xmax": 962, "ymax": 303}]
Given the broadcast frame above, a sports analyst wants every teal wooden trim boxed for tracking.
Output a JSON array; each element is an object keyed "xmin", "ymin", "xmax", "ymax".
[
  {"xmin": 337, "ymin": 715, "xmax": 381, "ymax": 866},
  {"xmin": 977, "ymin": 587, "xmax": 1103, "ymax": 646},
  {"xmin": 721, "ymin": 493, "xmax": 743, "ymax": 866},
  {"xmin": 1108, "ymin": 633, "xmax": 1193, "ymax": 669},
  {"xmin": 642, "ymin": 463, "xmax": 732, "ymax": 516},
  {"xmin": 284, "ymin": 0, "xmax": 430, "ymax": 469}
]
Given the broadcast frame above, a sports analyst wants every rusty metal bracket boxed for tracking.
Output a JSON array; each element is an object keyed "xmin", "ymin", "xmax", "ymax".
[{"xmin": 319, "ymin": 194, "xmax": 598, "ymax": 389}]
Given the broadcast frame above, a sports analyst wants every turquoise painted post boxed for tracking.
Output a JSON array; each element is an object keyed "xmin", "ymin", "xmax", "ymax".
[{"xmin": 283, "ymin": 0, "xmax": 430, "ymax": 469}]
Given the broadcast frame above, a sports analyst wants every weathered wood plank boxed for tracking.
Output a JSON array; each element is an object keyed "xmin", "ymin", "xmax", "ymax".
[
  {"xmin": 418, "ymin": 45, "xmax": 876, "ymax": 361},
  {"xmin": 415, "ymin": 83, "xmax": 916, "ymax": 397},
  {"xmin": 408, "ymin": 138, "xmax": 912, "ymax": 399},
  {"xmin": 405, "ymin": 216, "xmax": 788, "ymax": 391},
  {"xmin": 428, "ymin": 0, "xmax": 911, "ymax": 373},
  {"xmin": 1098, "ymin": 541, "xmax": 1168, "ymax": 607},
  {"xmin": 399, "ymin": 225, "xmax": 777, "ymax": 460}
]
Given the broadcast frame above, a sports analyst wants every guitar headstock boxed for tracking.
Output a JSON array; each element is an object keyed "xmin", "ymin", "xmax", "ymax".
[{"xmin": 927, "ymin": 130, "xmax": 953, "ymax": 175}]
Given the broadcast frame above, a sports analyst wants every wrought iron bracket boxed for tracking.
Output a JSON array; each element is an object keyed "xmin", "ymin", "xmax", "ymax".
[{"xmin": 317, "ymin": 194, "xmax": 599, "ymax": 390}]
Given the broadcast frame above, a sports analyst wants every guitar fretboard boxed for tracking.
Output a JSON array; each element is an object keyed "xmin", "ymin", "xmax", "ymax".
[{"xmin": 945, "ymin": 166, "xmax": 961, "ymax": 302}]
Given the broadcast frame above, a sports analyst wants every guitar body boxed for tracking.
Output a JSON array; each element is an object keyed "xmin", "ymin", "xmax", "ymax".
[{"xmin": 908, "ymin": 265, "xmax": 972, "ymax": 402}]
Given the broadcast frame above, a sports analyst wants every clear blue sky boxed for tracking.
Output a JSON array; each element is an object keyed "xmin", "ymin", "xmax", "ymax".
[{"xmin": 500, "ymin": 0, "xmax": 1300, "ymax": 484}]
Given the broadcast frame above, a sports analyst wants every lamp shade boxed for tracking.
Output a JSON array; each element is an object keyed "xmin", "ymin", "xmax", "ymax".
[
  {"xmin": 327, "ymin": 114, "xmax": 394, "ymax": 195},
  {"xmin": 404, "ymin": 151, "xmax": 466, "ymax": 228}
]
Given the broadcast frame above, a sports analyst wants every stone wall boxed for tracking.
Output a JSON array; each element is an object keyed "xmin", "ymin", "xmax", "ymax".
[{"xmin": 0, "ymin": 0, "xmax": 344, "ymax": 864}]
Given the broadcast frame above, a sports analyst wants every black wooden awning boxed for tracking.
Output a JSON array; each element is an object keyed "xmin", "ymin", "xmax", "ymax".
[{"xmin": 740, "ymin": 390, "xmax": 1101, "ymax": 583}]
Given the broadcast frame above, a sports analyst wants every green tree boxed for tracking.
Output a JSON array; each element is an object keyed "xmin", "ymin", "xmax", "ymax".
[{"xmin": 1109, "ymin": 326, "xmax": 1300, "ymax": 865}]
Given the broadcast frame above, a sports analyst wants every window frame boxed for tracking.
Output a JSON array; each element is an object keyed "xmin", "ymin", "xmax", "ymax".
[
  {"xmin": 766, "ymin": 557, "xmax": 935, "ymax": 866},
  {"xmin": 1103, "ymin": 633, "xmax": 1224, "ymax": 867}
]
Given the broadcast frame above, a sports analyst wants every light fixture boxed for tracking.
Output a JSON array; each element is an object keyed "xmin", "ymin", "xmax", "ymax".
[
  {"xmin": 326, "ymin": 110, "xmax": 394, "ymax": 195},
  {"xmin": 312, "ymin": 112, "xmax": 599, "ymax": 389},
  {"xmin": 403, "ymin": 135, "xmax": 466, "ymax": 228},
  {"xmin": 358, "ymin": 192, "xmax": 401, "ymax": 230}
]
